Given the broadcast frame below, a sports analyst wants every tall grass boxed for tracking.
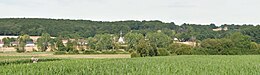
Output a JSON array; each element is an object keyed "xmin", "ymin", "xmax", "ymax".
[{"xmin": 1, "ymin": 55, "xmax": 260, "ymax": 75}]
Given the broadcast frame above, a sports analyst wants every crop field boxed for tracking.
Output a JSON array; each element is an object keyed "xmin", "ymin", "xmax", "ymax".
[{"xmin": 1, "ymin": 55, "xmax": 260, "ymax": 75}]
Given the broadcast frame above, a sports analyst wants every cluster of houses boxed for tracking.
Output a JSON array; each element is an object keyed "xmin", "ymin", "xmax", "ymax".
[
  {"xmin": 0, "ymin": 36, "xmax": 52, "ymax": 48},
  {"xmin": 0, "ymin": 30, "xmax": 204, "ymax": 52},
  {"xmin": 0, "ymin": 36, "xmax": 56, "ymax": 52},
  {"xmin": 0, "ymin": 35, "xmax": 126, "ymax": 52}
]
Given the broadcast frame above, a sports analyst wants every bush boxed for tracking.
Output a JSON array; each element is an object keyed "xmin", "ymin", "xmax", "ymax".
[
  {"xmin": 83, "ymin": 50, "xmax": 100, "ymax": 54},
  {"xmin": 32, "ymin": 48, "xmax": 38, "ymax": 52},
  {"xmin": 53, "ymin": 51, "xmax": 67, "ymax": 55},
  {"xmin": 102, "ymin": 50, "xmax": 116, "ymax": 54},
  {"xmin": 16, "ymin": 48, "xmax": 25, "ymax": 53},
  {"xmin": 168, "ymin": 43, "xmax": 192, "ymax": 55},
  {"xmin": 131, "ymin": 52, "xmax": 140, "ymax": 58},
  {"xmin": 157, "ymin": 48, "xmax": 170, "ymax": 56},
  {"xmin": 68, "ymin": 50, "xmax": 79, "ymax": 54},
  {"xmin": 192, "ymin": 47, "xmax": 208, "ymax": 55},
  {"xmin": 128, "ymin": 49, "xmax": 135, "ymax": 53}
]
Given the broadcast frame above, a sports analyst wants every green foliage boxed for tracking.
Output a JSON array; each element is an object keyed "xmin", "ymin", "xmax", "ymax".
[
  {"xmin": 101, "ymin": 50, "xmax": 116, "ymax": 54},
  {"xmin": 16, "ymin": 34, "xmax": 30, "ymax": 53},
  {"xmin": 94, "ymin": 34, "xmax": 113, "ymax": 50},
  {"xmin": 136, "ymin": 39, "xmax": 151, "ymax": 57},
  {"xmin": 37, "ymin": 33, "xmax": 51, "ymax": 52},
  {"xmin": 83, "ymin": 50, "xmax": 100, "ymax": 54},
  {"xmin": 2, "ymin": 37, "xmax": 16, "ymax": 47},
  {"xmin": 130, "ymin": 52, "xmax": 140, "ymax": 58},
  {"xmin": 146, "ymin": 32, "xmax": 172, "ymax": 48},
  {"xmin": 53, "ymin": 51, "xmax": 67, "ymax": 55},
  {"xmin": 66, "ymin": 40, "xmax": 74, "ymax": 52},
  {"xmin": 124, "ymin": 32, "xmax": 144, "ymax": 50},
  {"xmin": 87, "ymin": 37, "xmax": 97, "ymax": 50},
  {"xmin": 68, "ymin": 50, "xmax": 79, "ymax": 54},
  {"xmin": 157, "ymin": 48, "xmax": 170, "ymax": 56},
  {"xmin": 3, "ymin": 56, "xmax": 260, "ymax": 74},
  {"xmin": 55, "ymin": 37, "xmax": 66, "ymax": 51},
  {"xmin": 168, "ymin": 43, "xmax": 193, "ymax": 55},
  {"xmin": 200, "ymin": 32, "xmax": 260, "ymax": 55}
]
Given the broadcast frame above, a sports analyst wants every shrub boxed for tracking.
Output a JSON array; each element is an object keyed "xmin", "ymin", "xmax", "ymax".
[
  {"xmin": 68, "ymin": 50, "xmax": 79, "ymax": 54},
  {"xmin": 102, "ymin": 50, "xmax": 116, "ymax": 54},
  {"xmin": 53, "ymin": 51, "xmax": 67, "ymax": 55},
  {"xmin": 115, "ymin": 50, "xmax": 129, "ymax": 54},
  {"xmin": 128, "ymin": 49, "xmax": 135, "ymax": 53},
  {"xmin": 83, "ymin": 50, "xmax": 100, "ymax": 54},
  {"xmin": 192, "ymin": 47, "xmax": 208, "ymax": 55},
  {"xmin": 168, "ymin": 43, "xmax": 192, "ymax": 55},
  {"xmin": 131, "ymin": 52, "xmax": 140, "ymax": 58},
  {"xmin": 16, "ymin": 48, "xmax": 25, "ymax": 53},
  {"xmin": 157, "ymin": 48, "xmax": 170, "ymax": 56},
  {"xmin": 32, "ymin": 48, "xmax": 38, "ymax": 52}
]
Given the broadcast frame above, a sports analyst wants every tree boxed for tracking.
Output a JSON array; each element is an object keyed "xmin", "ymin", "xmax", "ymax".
[
  {"xmin": 87, "ymin": 37, "xmax": 97, "ymax": 50},
  {"xmin": 66, "ymin": 40, "xmax": 74, "ymax": 52},
  {"xmin": 37, "ymin": 33, "xmax": 51, "ymax": 51},
  {"xmin": 136, "ymin": 39, "xmax": 152, "ymax": 57},
  {"xmin": 168, "ymin": 43, "xmax": 193, "ymax": 55},
  {"xmin": 94, "ymin": 34, "xmax": 113, "ymax": 50},
  {"xmin": 124, "ymin": 32, "xmax": 144, "ymax": 50},
  {"xmin": 2, "ymin": 37, "xmax": 11, "ymax": 47},
  {"xmin": 56, "ymin": 36, "xmax": 66, "ymax": 51},
  {"xmin": 17, "ymin": 34, "xmax": 30, "ymax": 52},
  {"xmin": 49, "ymin": 38, "xmax": 57, "ymax": 51},
  {"xmin": 146, "ymin": 32, "xmax": 172, "ymax": 48}
]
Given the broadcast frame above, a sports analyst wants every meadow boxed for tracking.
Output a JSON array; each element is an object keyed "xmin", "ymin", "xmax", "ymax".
[{"xmin": 1, "ymin": 55, "xmax": 260, "ymax": 75}]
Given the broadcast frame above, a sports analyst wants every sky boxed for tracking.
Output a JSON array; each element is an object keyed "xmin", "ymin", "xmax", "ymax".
[{"xmin": 0, "ymin": 0, "xmax": 259, "ymax": 25}]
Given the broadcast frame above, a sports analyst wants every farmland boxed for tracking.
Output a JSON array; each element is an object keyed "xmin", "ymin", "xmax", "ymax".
[{"xmin": 1, "ymin": 55, "xmax": 260, "ymax": 75}]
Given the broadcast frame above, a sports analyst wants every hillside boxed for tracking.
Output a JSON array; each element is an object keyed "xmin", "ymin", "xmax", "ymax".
[{"xmin": 0, "ymin": 18, "xmax": 259, "ymax": 43}]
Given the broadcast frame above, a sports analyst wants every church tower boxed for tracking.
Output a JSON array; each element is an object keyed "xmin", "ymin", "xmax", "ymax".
[{"xmin": 118, "ymin": 31, "xmax": 125, "ymax": 44}]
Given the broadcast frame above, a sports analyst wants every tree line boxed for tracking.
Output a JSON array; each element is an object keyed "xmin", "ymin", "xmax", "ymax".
[
  {"xmin": 0, "ymin": 18, "xmax": 260, "ymax": 43},
  {"xmin": 0, "ymin": 18, "xmax": 260, "ymax": 56}
]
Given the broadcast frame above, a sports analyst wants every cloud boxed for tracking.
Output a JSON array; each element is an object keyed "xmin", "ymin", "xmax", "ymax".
[{"xmin": 0, "ymin": 0, "xmax": 260, "ymax": 25}]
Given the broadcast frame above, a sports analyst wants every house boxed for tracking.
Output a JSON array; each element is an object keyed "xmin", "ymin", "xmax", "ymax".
[
  {"xmin": 25, "ymin": 41, "xmax": 35, "ymax": 47},
  {"xmin": 213, "ymin": 26, "xmax": 228, "ymax": 31},
  {"xmin": 176, "ymin": 41, "xmax": 197, "ymax": 47},
  {"xmin": 0, "ymin": 41, "xmax": 4, "ymax": 47},
  {"xmin": 10, "ymin": 41, "xmax": 18, "ymax": 46},
  {"xmin": 62, "ymin": 40, "xmax": 68, "ymax": 44},
  {"xmin": 30, "ymin": 36, "xmax": 41, "ymax": 42}
]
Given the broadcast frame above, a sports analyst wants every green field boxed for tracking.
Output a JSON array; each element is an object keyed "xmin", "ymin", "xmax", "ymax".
[{"xmin": 1, "ymin": 55, "xmax": 260, "ymax": 75}]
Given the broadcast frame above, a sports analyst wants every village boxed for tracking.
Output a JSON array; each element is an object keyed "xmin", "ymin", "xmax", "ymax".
[{"xmin": 0, "ymin": 26, "xmax": 228, "ymax": 52}]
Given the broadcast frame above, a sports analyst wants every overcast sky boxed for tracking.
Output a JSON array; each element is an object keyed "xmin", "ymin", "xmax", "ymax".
[{"xmin": 0, "ymin": 0, "xmax": 259, "ymax": 25}]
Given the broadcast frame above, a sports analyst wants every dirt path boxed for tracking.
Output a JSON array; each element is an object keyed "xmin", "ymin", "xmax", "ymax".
[
  {"xmin": 51, "ymin": 54, "xmax": 131, "ymax": 58},
  {"xmin": 0, "ymin": 53, "xmax": 131, "ymax": 58}
]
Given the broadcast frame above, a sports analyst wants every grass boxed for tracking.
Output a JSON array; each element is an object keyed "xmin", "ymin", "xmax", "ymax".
[{"xmin": 1, "ymin": 55, "xmax": 260, "ymax": 75}]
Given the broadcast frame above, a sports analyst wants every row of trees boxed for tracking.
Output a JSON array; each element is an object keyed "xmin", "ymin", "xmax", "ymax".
[{"xmin": 4, "ymin": 31, "xmax": 260, "ymax": 56}]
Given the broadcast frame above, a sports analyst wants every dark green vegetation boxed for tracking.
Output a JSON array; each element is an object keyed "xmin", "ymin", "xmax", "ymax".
[
  {"xmin": 1, "ymin": 18, "xmax": 260, "ymax": 56},
  {"xmin": 1, "ymin": 56, "xmax": 260, "ymax": 75},
  {"xmin": 0, "ymin": 56, "xmax": 61, "ymax": 66},
  {"xmin": 0, "ymin": 18, "xmax": 259, "ymax": 42}
]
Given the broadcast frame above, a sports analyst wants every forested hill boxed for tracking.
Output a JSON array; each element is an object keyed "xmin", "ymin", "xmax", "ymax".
[{"xmin": 0, "ymin": 18, "xmax": 260, "ymax": 43}]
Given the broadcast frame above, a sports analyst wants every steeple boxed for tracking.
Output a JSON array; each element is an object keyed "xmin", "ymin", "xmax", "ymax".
[{"xmin": 118, "ymin": 31, "xmax": 125, "ymax": 44}]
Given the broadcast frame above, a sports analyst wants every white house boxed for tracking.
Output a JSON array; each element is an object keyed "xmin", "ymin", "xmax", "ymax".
[
  {"xmin": 25, "ymin": 41, "xmax": 35, "ymax": 47},
  {"xmin": 213, "ymin": 26, "xmax": 228, "ymax": 31}
]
